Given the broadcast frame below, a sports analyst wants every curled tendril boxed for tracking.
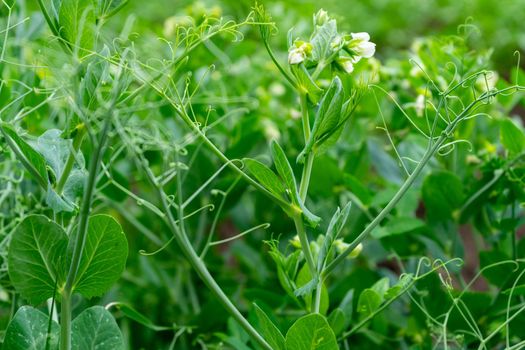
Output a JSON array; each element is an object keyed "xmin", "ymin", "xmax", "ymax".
[{"xmin": 438, "ymin": 139, "xmax": 473, "ymax": 156}]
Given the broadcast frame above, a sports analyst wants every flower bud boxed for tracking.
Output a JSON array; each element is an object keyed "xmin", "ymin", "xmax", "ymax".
[
  {"xmin": 334, "ymin": 239, "xmax": 363, "ymax": 259},
  {"xmin": 314, "ymin": 9, "xmax": 330, "ymax": 26},
  {"xmin": 288, "ymin": 41, "xmax": 313, "ymax": 65},
  {"xmin": 290, "ymin": 235, "xmax": 301, "ymax": 249},
  {"xmin": 335, "ymin": 56, "xmax": 355, "ymax": 74}
]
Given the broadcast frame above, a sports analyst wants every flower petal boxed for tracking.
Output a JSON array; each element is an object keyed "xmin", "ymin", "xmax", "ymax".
[{"xmin": 351, "ymin": 32, "xmax": 370, "ymax": 42}]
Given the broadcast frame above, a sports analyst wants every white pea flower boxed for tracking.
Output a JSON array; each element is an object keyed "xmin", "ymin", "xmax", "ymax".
[
  {"xmin": 345, "ymin": 32, "xmax": 376, "ymax": 59},
  {"xmin": 288, "ymin": 41, "xmax": 312, "ymax": 65},
  {"xmin": 335, "ymin": 56, "xmax": 355, "ymax": 74},
  {"xmin": 415, "ymin": 94, "xmax": 426, "ymax": 117},
  {"xmin": 261, "ymin": 119, "xmax": 280, "ymax": 141},
  {"xmin": 288, "ymin": 48, "xmax": 305, "ymax": 64},
  {"xmin": 351, "ymin": 32, "xmax": 370, "ymax": 41},
  {"xmin": 314, "ymin": 9, "xmax": 330, "ymax": 26}
]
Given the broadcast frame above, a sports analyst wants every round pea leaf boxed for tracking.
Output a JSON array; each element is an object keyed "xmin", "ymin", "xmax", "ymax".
[
  {"xmin": 8, "ymin": 215, "xmax": 68, "ymax": 305},
  {"xmin": 285, "ymin": 313, "xmax": 338, "ymax": 350},
  {"xmin": 69, "ymin": 214, "xmax": 128, "ymax": 298},
  {"xmin": 3, "ymin": 306, "xmax": 60, "ymax": 350},
  {"xmin": 71, "ymin": 306, "xmax": 125, "ymax": 350}
]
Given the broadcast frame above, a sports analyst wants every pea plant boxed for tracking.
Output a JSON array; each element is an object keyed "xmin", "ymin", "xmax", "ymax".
[{"xmin": 1, "ymin": 0, "xmax": 525, "ymax": 349}]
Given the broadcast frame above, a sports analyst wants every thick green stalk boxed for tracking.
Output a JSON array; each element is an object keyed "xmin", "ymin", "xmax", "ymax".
[
  {"xmin": 293, "ymin": 215, "xmax": 316, "ymax": 280},
  {"xmin": 298, "ymin": 92, "xmax": 314, "ymax": 201},
  {"xmin": 56, "ymin": 124, "xmax": 86, "ymax": 195},
  {"xmin": 299, "ymin": 93, "xmax": 311, "ymax": 144},
  {"xmin": 296, "ymin": 92, "xmax": 321, "ymax": 312},
  {"xmin": 60, "ymin": 116, "xmax": 112, "ymax": 350},
  {"xmin": 313, "ymin": 278, "xmax": 323, "ymax": 313},
  {"xmin": 59, "ymin": 291, "xmax": 71, "ymax": 350},
  {"xmin": 299, "ymin": 153, "xmax": 314, "ymax": 202}
]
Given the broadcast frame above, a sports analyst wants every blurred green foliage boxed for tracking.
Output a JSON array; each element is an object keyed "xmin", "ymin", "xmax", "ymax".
[{"xmin": 1, "ymin": 0, "xmax": 525, "ymax": 349}]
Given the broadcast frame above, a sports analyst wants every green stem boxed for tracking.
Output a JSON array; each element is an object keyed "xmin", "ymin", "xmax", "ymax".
[
  {"xmin": 323, "ymin": 137, "xmax": 439, "ymax": 278},
  {"xmin": 139, "ymin": 162, "xmax": 272, "ymax": 350},
  {"xmin": 298, "ymin": 93, "xmax": 313, "ymax": 201},
  {"xmin": 59, "ymin": 291, "xmax": 71, "ymax": 350},
  {"xmin": 313, "ymin": 277, "xmax": 323, "ymax": 313},
  {"xmin": 299, "ymin": 153, "xmax": 314, "ymax": 202},
  {"xmin": 55, "ymin": 124, "xmax": 86, "ymax": 195},
  {"xmin": 322, "ymin": 91, "xmax": 496, "ymax": 278},
  {"xmin": 46, "ymin": 281, "xmax": 58, "ymax": 350},
  {"xmin": 296, "ymin": 93, "xmax": 320, "ymax": 310},
  {"xmin": 311, "ymin": 61, "xmax": 326, "ymax": 81},
  {"xmin": 60, "ymin": 115, "xmax": 112, "ymax": 350},
  {"xmin": 293, "ymin": 215, "xmax": 316, "ymax": 281},
  {"xmin": 262, "ymin": 38, "xmax": 296, "ymax": 88},
  {"xmin": 299, "ymin": 93, "xmax": 311, "ymax": 142}
]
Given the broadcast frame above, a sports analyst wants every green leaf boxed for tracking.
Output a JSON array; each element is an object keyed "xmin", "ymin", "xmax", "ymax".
[
  {"xmin": 317, "ymin": 202, "xmax": 352, "ymax": 271},
  {"xmin": 384, "ymin": 274, "xmax": 414, "ymax": 300},
  {"xmin": 370, "ymin": 277, "xmax": 390, "ymax": 299},
  {"xmin": 357, "ymin": 288, "xmax": 382, "ymax": 319},
  {"xmin": 479, "ymin": 250, "xmax": 513, "ymax": 287},
  {"xmin": 59, "ymin": 0, "xmax": 96, "ymax": 53},
  {"xmin": 243, "ymin": 158, "xmax": 286, "ymax": 200},
  {"xmin": 295, "ymin": 264, "xmax": 328, "ymax": 315},
  {"xmin": 290, "ymin": 65, "xmax": 322, "ymax": 103},
  {"xmin": 327, "ymin": 308, "xmax": 347, "ymax": 336},
  {"xmin": 32, "ymin": 129, "xmax": 87, "ymax": 184},
  {"xmin": 45, "ymin": 187, "xmax": 75, "ymax": 212},
  {"xmin": 271, "ymin": 141, "xmax": 299, "ymax": 198},
  {"xmin": 298, "ymin": 201, "xmax": 322, "ymax": 228},
  {"xmin": 69, "ymin": 215, "xmax": 128, "ymax": 298},
  {"xmin": 253, "ymin": 304, "xmax": 285, "ymax": 350},
  {"xmin": 32, "ymin": 129, "xmax": 87, "ymax": 212},
  {"xmin": 300, "ymin": 77, "xmax": 343, "ymax": 160},
  {"xmin": 0, "ymin": 123, "xmax": 48, "ymax": 189},
  {"xmin": 422, "ymin": 171, "xmax": 464, "ymax": 221},
  {"xmin": 500, "ymin": 118, "xmax": 525, "ymax": 155},
  {"xmin": 80, "ymin": 46, "xmax": 111, "ymax": 108},
  {"xmin": 313, "ymin": 77, "xmax": 344, "ymax": 139},
  {"xmin": 266, "ymin": 240, "xmax": 301, "ymax": 299},
  {"xmin": 310, "ymin": 18, "xmax": 338, "ymax": 63},
  {"xmin": 371, "ymin": 217, "xmax": 426, "ymax": 239},
  {"xmin": 8, "ymin": 215, "xmax": 68, "ymax": 305},
  {"xmin": 3, "ymin": 306, "xmax": 60, "ymax": 350},
  {"xmin": 502, "ymin": 284, "xmax": 525, "ymax": 296},
  {"xmin": 71, "ymin": 306, "xmax": 125, "ymax": 350},
  {"xmin": 367, "ymin": 139, "xmax": 404, "ymax": 185},
  {"xmin": 271, "ymin": 141, "xmax": 320, "ymax": 227},
  {"xmin": 285, "ymin": 314, "xmax": 338, "ymax": 350}
]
